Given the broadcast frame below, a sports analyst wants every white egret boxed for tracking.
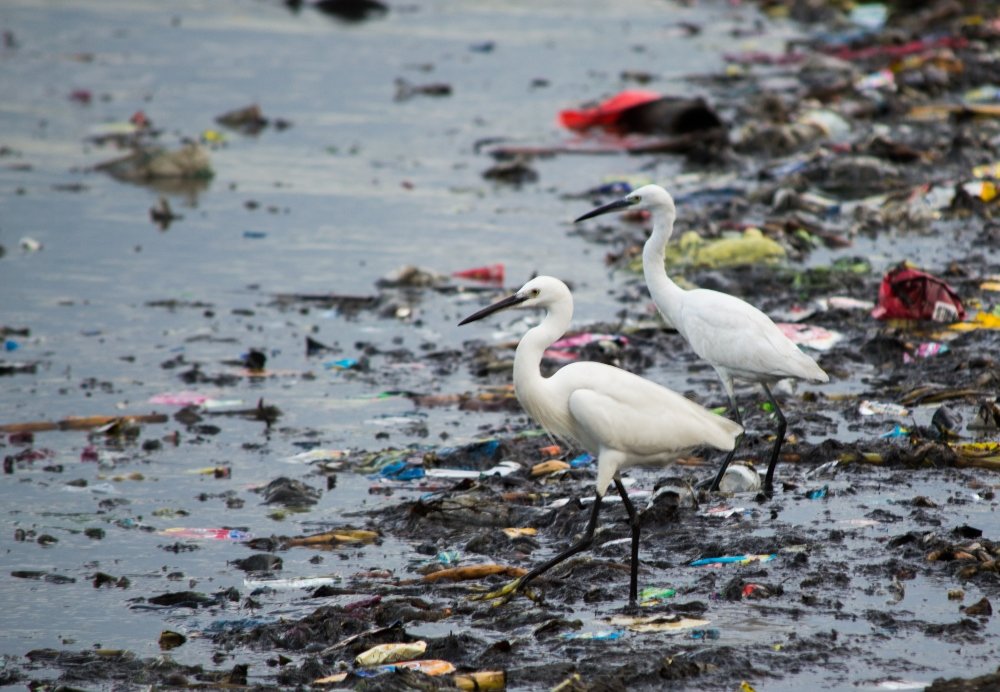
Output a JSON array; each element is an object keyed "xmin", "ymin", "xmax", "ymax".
[
  {"xmin": 575, "ymin": 184, "xmax": 829, "ymax": 494},
  {"xmin": 459, "ymin": 275, "xmax": 742, "ymax": 607}
]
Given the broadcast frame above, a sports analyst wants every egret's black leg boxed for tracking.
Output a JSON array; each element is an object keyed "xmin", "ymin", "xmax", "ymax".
[
  {"xmin": 613, "ymin": 478, "xmax": 641, "ymax": 608},
  {"xmin": 518, "ymin": 492, "xmax": 603, "ymax": 591},
  {"xmin": 761, "ymin": 383, "xmax": 786, "ymax": 495},
  {"xmin": 708, "ymin": 392, "xmax": 744, "ymax": 492}
]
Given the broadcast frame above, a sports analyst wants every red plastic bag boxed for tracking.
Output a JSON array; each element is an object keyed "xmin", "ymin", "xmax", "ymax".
[
  {"xmin": 871, "ymin": 264, "xmax": 965, "ymax": 322},
  {"xmin": 559, "ymin": 90, "xmax": 662, "ymax": 131}
]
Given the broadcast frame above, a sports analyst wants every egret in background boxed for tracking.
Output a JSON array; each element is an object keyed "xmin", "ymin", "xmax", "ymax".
[
  {"xmin": 459, "ymin": 275, "xmax": 742, "ymax": 607},
  {"xmin": 575, "ymin": 185, "xmax": 829, "ymax": 494}
]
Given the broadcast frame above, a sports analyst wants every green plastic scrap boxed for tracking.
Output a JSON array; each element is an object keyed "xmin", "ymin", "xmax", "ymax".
[{"xmin": 629, "ymin": 228, "xmax": 786, "ymax": 272}]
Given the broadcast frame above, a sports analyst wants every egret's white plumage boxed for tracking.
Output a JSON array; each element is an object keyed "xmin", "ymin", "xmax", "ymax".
[
  {"xmin": 575, "ymin": 184, "xmax": 829, "ymax": 493},
  {"xmin": 459, "ymin": 275, "xmax": 741, "ymax": 606}
]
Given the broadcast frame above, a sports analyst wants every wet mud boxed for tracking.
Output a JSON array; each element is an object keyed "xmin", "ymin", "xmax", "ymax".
[{"xmin": 3, "ymin": 0, "xmax": 1000, "ymax": 690}]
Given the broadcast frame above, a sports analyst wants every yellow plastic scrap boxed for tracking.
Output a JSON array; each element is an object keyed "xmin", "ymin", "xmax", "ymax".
[
  {"xmin": 979, "ymin": 281, "xmax": 1000, "ymax": 292},
  {"xmin": 355, "ymin": 640, "xmax": 427, "ymax": 666},
  {"xmin": 454, "ymin": 670, "xmax": 506, "ymax": 691},
  {"xmin": 950, "ymin": 312, "xmax": 1000, "ymax": 332},
  {"xmin": 664, "ymin": 228, "xmax": 786, "ymax": 269},
  {"xmin": 741, "ymin": 682, "xmax": 759, "ymax": 692},
  {"xmin": 531, "ymin": 459, "xmax": 570, "ymax": 476},
  {"xmin": 971, "ymin": 162, "xmax": 1000, "ymax": 179},
  {"xmin": 502, "ymin": 527, "xmax": 538, "ymax": 538}
]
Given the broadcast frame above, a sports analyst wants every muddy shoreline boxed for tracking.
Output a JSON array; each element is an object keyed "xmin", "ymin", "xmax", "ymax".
[{"xmin": 3, "ymin": 0, "xmax": 1000, "ymax": 689}]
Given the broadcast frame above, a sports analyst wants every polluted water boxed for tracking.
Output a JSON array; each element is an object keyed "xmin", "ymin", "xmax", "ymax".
[{"xmin": 2, "ymin": 0, "xmax": 1000, "ymax": 690}]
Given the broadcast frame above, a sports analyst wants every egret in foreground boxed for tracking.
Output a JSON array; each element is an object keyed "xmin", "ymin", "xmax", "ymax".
[
  {"xmin": 575, "ymin": 184, "xmax": 829, "ymax": 494},
  {"xmin": 459, "ymin": 275, "xmax": 742, "ymax": 607}
]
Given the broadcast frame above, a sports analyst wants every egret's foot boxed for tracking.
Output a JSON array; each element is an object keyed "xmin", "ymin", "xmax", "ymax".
[
  {"xmin": 621, "ymin": 599, "xmax": 640, "ymax": 615},
  {"xmin": 469, "ymin": 576, "xmax": 525, "ymax": 606}
]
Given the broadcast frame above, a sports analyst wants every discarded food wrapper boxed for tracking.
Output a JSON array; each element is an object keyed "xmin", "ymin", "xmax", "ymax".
[
  {"xmin": 858, "ymin": 400, "xmax": 910, "ymax": 417},
  {"xmin": 776, "ymin": 323, "xmax": 843, "ymax": 351},
  {"xmin": 871, "ymin": 263, "xmax": 965, "ymax": 323},
  {"xmin": 355, "ymin": 640, "xmax": 427, "ymax": 666},
  {"xmin": 689, "ymin": 554, "xmax": 776, "ymax": 567},
  {"xmin": 903, "ymin": 341, "xmax": 949, "ymax": 363}
]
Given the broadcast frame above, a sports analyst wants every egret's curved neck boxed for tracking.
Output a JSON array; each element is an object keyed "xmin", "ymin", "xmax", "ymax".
[
  {"xmin": 513, "ymin": 298, "xmax": 571, "ymax": 401},
  {"xmin": 642, "ymin": 206, "xmax": 685, "ymax": 327}
]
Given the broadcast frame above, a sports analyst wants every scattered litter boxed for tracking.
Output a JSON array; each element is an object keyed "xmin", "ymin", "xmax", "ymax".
[
  {"xmin": 243, "ymin": 576, "xmax": 340, "ymax": 590},
  {"xmin": 776, "ymin": 323, "xmax": 843, "ymax": 351},
  {"xmin": 452, "ymin": 264, "xmax": 504, "ymax": 283},
  {"xmin": 639, "ymin": 586, "xmax": 676, "ymax": 606},
  {"xmin": 356, "ymin": 640, "xmax": 427, "ymax": 666},
  {"xmin": 903, "ymin": 342, "xmax": 949, "ymax": 363},
  {"xmin": 159, "ymin": 528, "xmax": 252, "ymax": 541},
  {"xmin": 871, "ymin": 263, "xmax": 965, "ymax": 323},
  {"xmin": 805, "ymin": 486, "xmax": 828, "ymax": 500},
  {"xmin": 859, "ymin": 400, "xmax": 910, "ymax": 418},
  {"xmin": 718, "ymin": 464, "xmax": 761, "ymax": 493},
  {"xmin": 690, "ymin": 554, "xmax": 776, "ymax": 567},
  {"xmin": 425, "ymin": 461, "xmax": 521, "ymax": 479},
  {"xmin": 560, "ymin": 630, "xmax": 624, "ymax": 641},
  {"xmin": 607, "ymin": 614, "xmax": 710, "ymax": 633},
  {"xmin": 880, "ymin": 425, "xmax": 911, "ymax": 439}
]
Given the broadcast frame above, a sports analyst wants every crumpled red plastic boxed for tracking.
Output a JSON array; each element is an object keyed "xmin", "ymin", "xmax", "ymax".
[
  {"xmin": 559, "ymin": 90, "xmax": 662, "ymax": 131},
  {"xmin": 871, "ymin": 264, "xmax": 965, "ymax": 322}
]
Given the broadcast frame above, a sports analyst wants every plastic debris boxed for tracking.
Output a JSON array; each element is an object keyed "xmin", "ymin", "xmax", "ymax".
[
  {"xmin": 691, "ymin": 628, "xmax": 721, "ymax": 640},
  {"xmin": 284, "ymin": 529, "xmax": 378, "ymax": 547},
  {"xmin": 422, "ymin": 564, "xmax": 526, "ymax": 583},
  {"xmin": 159, "ymin": 528, "xmax": 252, "ymax": 541},
  {"xmin": 871, "ymin": 263, "xmax": 966, "ymax": 323},
  {"xmin": 639, "ymin": 586, "xmax": 676, "ymax": 606},
  {"xmin": 569, "ymin": 453, "xmax": 594, "ymax": 468},
  {"xmin": 453, "ymin": 670, "xmax": 506, "ymax": 691},
  {"xmin": 859, "ymin": 400, "xmax": 910, "ymax": 418},
  {"xmin": 95, "ymin": 142, "xmax": 213, "ymax": 182},
  {"xmin": 531, "ymin": 459, "xmax": 570, "ymax": 476},
  {"xmin": 560, "ymin": 630, "xmax": 625, "ymax": 641},
  {"xmin": 903, "ymin": 342, "xmax": 949, "ymax": 363},
  {"xmin": 355, "ymin": 640, "xmax": 427, "ymax": 666},
  {"xmin": 689, "ymin": 554, "xmax": 777, "ymax": 567},
  {"xmin": 501, "ymin": 527, "xmax": 538, "ymax": 539},
  {"xmin": 607, "ymin": 614, "xmax": 711, "ymax": 633},
  {"xmin": 638, "ymin": 227, "xmax": 786, "ymax": 271},
  {"xmin": 805, "ymin": 486, "xmax": 828, "ymax": 500},
  {"xmin": 560, "ymin": 90, "xmax": 662, "ymax": 130},
  {"xmin": 718, "ymin": 464, "xmax": 762, "ymax": 493},
  {"xmin": 880, "ymin": 425, "xmax": 911, "ymax": 439},
  {"xmin": 425, "ymin": 460, "xmax": 521, "ymax": 479},
  {"xmin": 281, "ymin": 449, "xmax": 349, "ymax": 465},
  {"xmin": 452, "ymin": 263, "xmax": 505, "ymax": 284},
  {"xmin": 776, "ymin": 323, "xmax": 843, "ymax": 351},
  {"xmin": 243, "ymin": 576, "xmax": 340, "ymax": 590},
  {"xmin": 698, "ymin": 505, "xmax": 746, "ymax": 518},
  {"xmin": 435, "ymin": 550, "xmax": 460, "ymax": 565}
]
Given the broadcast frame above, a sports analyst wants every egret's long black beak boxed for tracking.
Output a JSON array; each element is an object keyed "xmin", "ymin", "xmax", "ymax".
[
  {"xmin": 459, "ymin": 292, "xmax": 528, "ymax": 326},
  {"xmin": 574, "ymin": 197, "xmax": 632, "ymax": 223}
]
